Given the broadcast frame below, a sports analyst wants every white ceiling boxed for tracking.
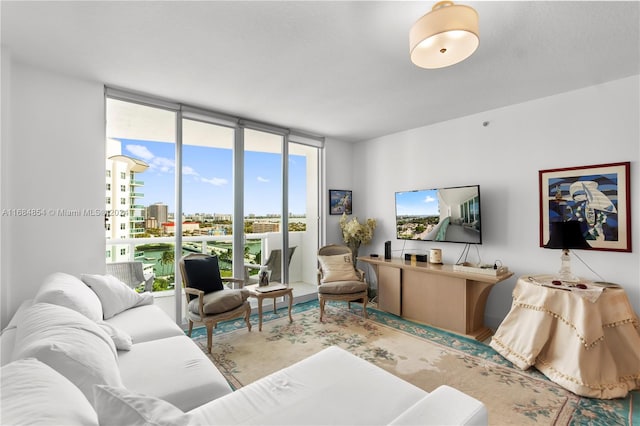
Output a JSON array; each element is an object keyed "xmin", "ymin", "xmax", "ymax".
[{"xmin": 2, "ymin": 1, "xmax": 639, "ymax": 142}]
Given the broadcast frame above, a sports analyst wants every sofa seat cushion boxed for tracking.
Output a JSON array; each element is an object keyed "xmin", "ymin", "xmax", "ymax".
[
  {"xmin": 318, "ymin": 280, "xmax": 368, "ymax": 295},
  {"xmin": 190, "ymin": 346, "xmax": 427, "ymax": 425},
  {"xmin": 118, "ymin": 335, "xmax": 232, "ymax": 411},
  {"xmin": 188, "ymin": 288, "xmax": 249, "ymax": 315},
  {"xmin": 105, "ymin": 304, "xmax": 185, "ymax": 344},
  {"xmin": 34, "ymin": 272, "xmax": 103, "ymax": 322},
  {"xmin": 11, "ymin": 303, "xmax": 123, "ymax": 406},
  {"xmin": 81, "ymin": 274, "xmax": 153, "ymax": 319},
  {"xmin": 1, "ymin": 358, "xmax": 99, "ymax": 426}
]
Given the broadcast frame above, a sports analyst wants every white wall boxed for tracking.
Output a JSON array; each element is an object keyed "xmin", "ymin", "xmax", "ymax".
[
  {"xmin": 323, "ymin": 138, "xmax": 355, "ymax": 245},
  {"xmin": 1, "ymin": 58, "xmax": 105, "ymax": 327},
  {"xmin": 352, "ymin": 76, "xmax": 640, "ymax": 329}
]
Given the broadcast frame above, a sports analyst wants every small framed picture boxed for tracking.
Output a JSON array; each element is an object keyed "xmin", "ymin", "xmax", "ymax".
[
  {"xmin": 539, "ymin": 162, "xmax": 631, "ymax": 252},
  {"xmin": 329, "ymin": 190, "xmax": 352, "ymax": 215}
]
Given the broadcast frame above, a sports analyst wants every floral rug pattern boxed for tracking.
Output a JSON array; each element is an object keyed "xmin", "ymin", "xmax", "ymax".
[{"xmin": 191, "ymin": 300, "xmax": 637, "ymax": 425}]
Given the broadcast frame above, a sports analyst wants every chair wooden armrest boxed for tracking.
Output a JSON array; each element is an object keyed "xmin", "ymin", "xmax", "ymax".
[
  {"xmin": 356, "ymin": 268, "xmax": 366, "ymax": 281},
  {"xmin": 222, "ymin": 277, "xmax": 244, "ymax": 289},
  {"xmin": 184, "ymin": 287, "xmax": 205, "ymax": 317}
]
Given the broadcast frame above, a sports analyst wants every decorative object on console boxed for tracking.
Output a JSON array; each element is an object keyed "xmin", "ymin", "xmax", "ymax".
[
  {"xmin": 410, "ymin": 1, "xmax": 479, "ymax": 69},
  {"xmin": 339, "ymin": 213, "xmax": 376, "ymax": 266},
  {"xmin": 539, "ymin": 162, "xmax": 631, "ymax": 252},
  {"xmin": 404, "ymin": 253, "xmax": 428, "ymax": 263},
  {"xmin": 329, "ymin": 189, "xmax": 352, "ymax": 215},
  {"xmin": 544, "ymin": 221, "xmax": 591, "ymax": 282},
  {"xmin": 429, "ymin": 248, "xmax": 443, "ymax": 264}
]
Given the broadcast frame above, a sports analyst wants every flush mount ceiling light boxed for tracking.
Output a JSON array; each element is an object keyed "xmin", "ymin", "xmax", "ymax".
[{"xmin": 410, "ymin": 1, "xmax": 479, "ymax": 69}]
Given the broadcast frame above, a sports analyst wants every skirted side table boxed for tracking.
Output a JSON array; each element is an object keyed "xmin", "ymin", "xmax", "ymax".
[{"xmin": 490, "ymin": 275, "xmax": 640, "ymax": 399}]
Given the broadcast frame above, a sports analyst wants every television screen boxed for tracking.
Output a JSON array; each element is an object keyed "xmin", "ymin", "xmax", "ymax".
[{"xmin": 395, "ymin": 185, "xmax": 482, "ymax": 244}]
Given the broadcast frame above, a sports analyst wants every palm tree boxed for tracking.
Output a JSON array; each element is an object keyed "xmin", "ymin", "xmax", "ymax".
[{"xmin": 160, "ymin": 249, "xmax": 175, "ymax": 275}]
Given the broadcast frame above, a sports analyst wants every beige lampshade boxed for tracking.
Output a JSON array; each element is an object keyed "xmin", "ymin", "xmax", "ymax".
[{"xmin": 410, "ymin": 1, "xmax": 479, "ymax": 69}]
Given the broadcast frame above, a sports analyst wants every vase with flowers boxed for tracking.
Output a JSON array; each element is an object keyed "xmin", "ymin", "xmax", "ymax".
[{"xmin": 339, "ymin": 213, "xmax": 376, "ymax": 267}]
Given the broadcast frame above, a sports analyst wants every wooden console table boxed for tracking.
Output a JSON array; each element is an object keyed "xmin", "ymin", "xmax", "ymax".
[{"xmin": 360, "ymin": 256, "xmax": 513, "ymax": 341}]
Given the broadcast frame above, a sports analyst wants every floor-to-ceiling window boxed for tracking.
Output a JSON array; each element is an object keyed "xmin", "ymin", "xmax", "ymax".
[
  {"xmin": 105, "ymin": 89, "xmax": 322, "ymax": 325},
  {"xmin": 105, "ymin": 96, "xmax": 178, "ymax": 292},
  {"xmin": 181, "ymin": 117, "xmax": 235, "ymax": 275}
]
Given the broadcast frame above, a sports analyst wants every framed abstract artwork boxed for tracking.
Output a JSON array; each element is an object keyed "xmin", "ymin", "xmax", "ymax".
[
  {"xmin": 539, "ymin": 162, "xmax": 631, "ymax": 252},
  {"xmin": 329, "ymin": 190, "xmax": 352, "ymax": 215}
]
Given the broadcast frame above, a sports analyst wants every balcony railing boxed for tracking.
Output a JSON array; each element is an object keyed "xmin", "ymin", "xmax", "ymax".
[{"xmin": 106, "ymin": 233, "xmax": 300, "ymax": 290}]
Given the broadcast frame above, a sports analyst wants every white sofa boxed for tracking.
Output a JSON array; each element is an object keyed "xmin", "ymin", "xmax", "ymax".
[{"xmin": 0, "ymin": 272, "xmax": 488, "ymax": 425}]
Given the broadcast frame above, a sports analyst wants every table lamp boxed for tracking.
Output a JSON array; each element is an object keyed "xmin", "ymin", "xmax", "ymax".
[{"xmin": 544, "ymin": 221, "xmax": 591, "ymax": 282}]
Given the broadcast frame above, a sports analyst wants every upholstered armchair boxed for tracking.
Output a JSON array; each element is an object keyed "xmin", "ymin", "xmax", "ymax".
[
  {"xmin": 179, "ymin": 253, "xmax": 251, "ymax": 353},
  {"xmin": 317, "ymin": 244, "xmax": 368, "ymax": 322}
]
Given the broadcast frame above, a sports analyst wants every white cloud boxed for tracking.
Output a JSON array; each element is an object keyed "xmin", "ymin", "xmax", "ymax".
[
  {"xmin": 201, "ymin": 177, "xmax": 228, "ymax": 186},
  {"xmin": 151, "ymin": 157, "xmax": 175, "ymax": 173},
  {"xmin": 424, "ymin": 196, "xmax": 436, "ymax": 203},
  {"xmin": 182, "ymin": 166, "xmax": 199, "ymax": 176},
  {"xmin": 125, "ymin": 144, "xmax": 154, "ymax": 160},
  {"xmin": 257, "ymin": 176, "xmax": 270, "ymax": 183}
]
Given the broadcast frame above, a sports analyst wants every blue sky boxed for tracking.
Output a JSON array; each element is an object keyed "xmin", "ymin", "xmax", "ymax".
[
  {"xmin": 119, "ymin": 139, "xmax": 307, "ymax": 216},
  {"xmin": 395, "ymin": 189, "xmax": 439, "ymax": 216}
]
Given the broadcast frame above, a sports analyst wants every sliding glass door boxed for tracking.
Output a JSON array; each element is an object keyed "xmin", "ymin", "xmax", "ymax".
[{"xmin": 106, "ymin": 90, "xmax": 322, "ymax": 325}]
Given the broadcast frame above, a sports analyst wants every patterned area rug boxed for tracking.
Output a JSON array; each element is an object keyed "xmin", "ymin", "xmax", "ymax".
[{"xmin": 191, "ymin": 300, "xmax": 637, "ymax": 425}]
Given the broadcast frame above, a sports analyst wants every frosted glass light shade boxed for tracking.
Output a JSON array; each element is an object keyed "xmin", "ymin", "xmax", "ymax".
[{"xmin": 410, "ymin": 1, "xmax": 479, "ymax": 69}]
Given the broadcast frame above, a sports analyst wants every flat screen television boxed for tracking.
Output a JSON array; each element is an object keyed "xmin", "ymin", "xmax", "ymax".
[{"xmin": 395, "ymin": 185, "xmax": 482, "ymax": 244}]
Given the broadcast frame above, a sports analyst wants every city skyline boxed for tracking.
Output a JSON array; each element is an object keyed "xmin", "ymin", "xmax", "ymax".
[{"xmin": 118, "ymin": 138, "xmax": 308, "ymax": 216}]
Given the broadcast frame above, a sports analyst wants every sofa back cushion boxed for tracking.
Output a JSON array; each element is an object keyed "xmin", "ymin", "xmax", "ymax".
[
  {"xmin": 12, "ymin": 302, "xmax": 123, "ymax": 405},
  {"xmin": 1, "ymin": 358, "xmax": 99, "ymax": 425},
  {"xmin": 81, "ymin": 274, "xmax": 153, "ymax": 319},
  {"xmin": 34, "ymin": 272, "xmax": 103, "ymax": 321}
]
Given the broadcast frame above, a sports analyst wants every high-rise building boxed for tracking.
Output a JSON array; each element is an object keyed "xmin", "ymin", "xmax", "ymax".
[
  {"xmin": 147, "ymin": 202, "xmax": 169, "ymax": 226},
  {"xmin": 105, "ymin": 138, "xmax": 149, "ymax": 262}
]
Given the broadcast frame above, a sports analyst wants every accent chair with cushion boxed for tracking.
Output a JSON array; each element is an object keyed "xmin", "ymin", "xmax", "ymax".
[
  {"xmin": 317, "ymin": 244, "xmax": 368, "ymax": 322},
  {"xmin": 244, "ymin": 246, "xmax": 297, "ymax": 285},
  {"xmin": 179, "ymin": 254, "xmax": 251, "ymax": 353}
]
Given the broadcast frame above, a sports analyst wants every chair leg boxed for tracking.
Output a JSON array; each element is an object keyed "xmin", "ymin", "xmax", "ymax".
[
  {"xmin": 319, "ymin": 298, "xmax": 325, "ymax": 322},
  {"xmin": 187, "ymin": 320, "xmax": 194, "ymax": 337},
  {"xmin": 362, "ymin": 295, "xmax": 368, "ymax": 318},
  {"xmin": 245, "ymin": 305, "xmax": 252, "ymax": 332},
  {"xmin": 206, "ymin": 322, "xmax": 214, "ymax": 354}
]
